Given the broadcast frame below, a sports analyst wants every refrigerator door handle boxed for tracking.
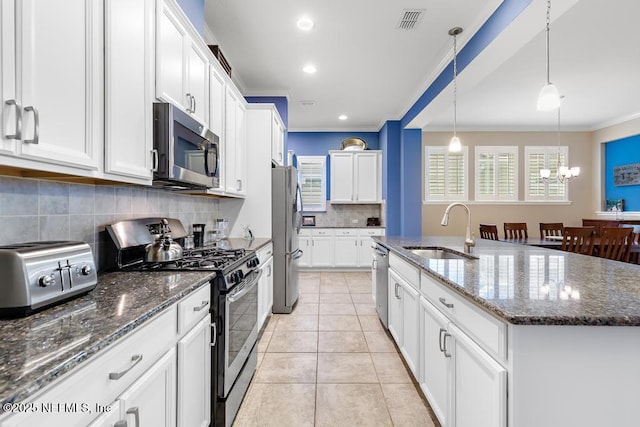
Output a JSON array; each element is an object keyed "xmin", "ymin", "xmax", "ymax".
[{"xmin": 289, "ymin": 248, "xmax": 304, "ymax": 260}]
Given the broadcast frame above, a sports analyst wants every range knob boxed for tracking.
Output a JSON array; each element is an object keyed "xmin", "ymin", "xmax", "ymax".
[
  {"xmin": 80, "ymin": 265, "xmax": 92, "ymax": 276},
  {"xmin": 38, "ymin": 275, "xmax": 55, "ymax": 287}
]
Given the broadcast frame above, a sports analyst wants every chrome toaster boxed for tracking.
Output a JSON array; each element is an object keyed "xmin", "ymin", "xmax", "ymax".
[{"xmin": 0, "ymin": 241, "xmax": 97, "ymax": 317}]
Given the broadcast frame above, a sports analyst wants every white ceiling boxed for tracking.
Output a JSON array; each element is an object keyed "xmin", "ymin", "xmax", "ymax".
[{"xmin": 204, "ymin": 0, "xmax": 640, "ymax": 132}]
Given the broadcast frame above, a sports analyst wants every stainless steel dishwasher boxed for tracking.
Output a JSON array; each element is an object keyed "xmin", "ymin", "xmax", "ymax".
[{"xmin": 373, "ymin": 243, "xmax": 389, "ymax": 328}]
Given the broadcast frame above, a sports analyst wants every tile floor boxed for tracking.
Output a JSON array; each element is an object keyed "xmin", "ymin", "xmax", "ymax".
[{"xmin": 233, "ymin": 271, "xmax": 439, "ymax": 427}]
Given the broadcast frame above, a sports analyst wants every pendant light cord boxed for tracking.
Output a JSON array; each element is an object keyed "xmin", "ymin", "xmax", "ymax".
[
  {"xmin": 545, "ymin": 0, "xmax": 551, "ymax": 85},
  {"xmin": 453, "ymin": 32, "xmax": 458, "ymax": 136}
]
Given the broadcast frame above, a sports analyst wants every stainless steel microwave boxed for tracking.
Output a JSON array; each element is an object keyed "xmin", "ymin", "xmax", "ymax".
[{"xmin": 152, "ymin": 103, "xmax": 220, "ymax": 189}]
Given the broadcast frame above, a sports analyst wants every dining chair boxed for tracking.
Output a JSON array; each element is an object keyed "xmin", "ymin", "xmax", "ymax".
[
  {"xmin": 598, "ymin": 227, "xmax": 633, "ymax": 262},
  {"xmin": 560, "ymin": 227, "xmax": 596, "ymax": 256},
  {"xmin": 539, "ymin": 222, "xmax": 564, "ymax": 239},
  {"xmin": 504, "ymin": 222, "xmax": 528, "ymax": 239},
  {"xmin": 582, "ymin": 219, "xmax": 619, "ymax": 237},
  {"xmin": 479, "ymin": 224, "xmax": 499, "ymax": 240}
]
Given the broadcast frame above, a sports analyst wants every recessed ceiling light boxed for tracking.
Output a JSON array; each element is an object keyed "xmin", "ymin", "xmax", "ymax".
[
  {"xmin": 338, "ymin": 115, "xmax": 348, "ymax": 120},
  {"xmin": 297, "ymin": 17, "xmax": 314, "ymax": 31},
  {"xmin": 303, "ymin": 64, "xmax": 317, "ymax": 74}
]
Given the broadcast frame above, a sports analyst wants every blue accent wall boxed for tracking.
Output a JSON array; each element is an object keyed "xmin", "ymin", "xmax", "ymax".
[
  {"xmin": 176, "ymin": 0, "xmax": 205, "ymax": 36},
  {"xmin": 380, "ymin": 121, "xmax": 402, "ymax": 236},
  {"xmin": 605, "ymin": 134, "xmax": 640, "ymax": 211},
  {"xmin": 288, "ymin": 132, "xmax": 380, "ymax": 200},
  {"xmin": 400, "ymin": 129, "xmax": 423, "ymax": 236}
]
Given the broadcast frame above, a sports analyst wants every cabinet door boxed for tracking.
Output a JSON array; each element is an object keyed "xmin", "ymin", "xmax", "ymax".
[
  {"xmin": 224, "ymin": 87, "xmax": 237, "ymax": 193},
  {"xmin": 1, "ymin": 0, "xmax": 18, "ymax": 156},
  {"xmin": 258, "ymin": 256, "xmax": 274, "ymax": 328},
  {"xmin": 234, "ymin": 100, "xmax": 247, "ymax": 194},
  {"xmin": 17, "ymin": 0, "xmax": 101, "ymax": 169},
  {"xmin": 387, "ymin": 269, "xmax": 403, "ymax": 345},
  {"xmin": 450, "ymin": 323, "xmax": 507, "ymax": 427},
  {"xmin": 357, "ymin": 236, "xmax": 373, "ymax": 267},
  {"xmin": 330, "ymin": 152, "xmax": 354, "ymax": 202},
  {"xmin": 400, "ymin": 280, "xmax": 420, "ymax": 377},
  {"xmin": 354, "ymin": 152, "xmax": 380, "ymax": 202},
  {"xmin": 86, "ymin": 402, "xmax": 125, "ymax": 427},
  {"xmin": 177, "ymin": 318, "xmax": 211, "ymax": 427},
  {"xmin": 298, "ymin": 236, "xmax": 312, "ymax": 267},
  {"xmin": 156, "ymin": 0, "xmax": 186, "ymax": 109},
  {"xmin": 420, "ymin": 297, "xmax": 451, "ymax": 427},
  {"xmin": 119, "ymin": 348, "xmax": 177, "ymax": 427},
  {"xmin": 186, "ymin": 41, "xmax": 209, "ymax": 125},
  {"xmin": 312, "ymin": 237, "xmax": 334, "ymax": 267},
  {"xmin": 271, "ymin": 114, "xmax": 284, "ymax": 165},
  {"xmin": 209, "ymin": 65, "xmax": 225, "ymax": 138},
  {"xmin": 104, "ymin": 0, "xmax": 153, "ymax": 181},
  {"xmin": 333, "ymin": 236, "xmax": 358, "ymax": 267}
]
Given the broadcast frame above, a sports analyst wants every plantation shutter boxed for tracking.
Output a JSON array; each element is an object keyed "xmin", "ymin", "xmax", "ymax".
[
  {"xmin": 297, "ymin": 156, "xmax": 326, "ymax": 211},
  {"xmin": 424, "ymin": 147, "xmax": 467, "ymax": 201},
  {"xmin": 525, "ymin": 147, "xmax": 568, "ymax": 201},
  {"xmin": 475, "ymin": 147, "xmax": 517, "ymax": 201}
]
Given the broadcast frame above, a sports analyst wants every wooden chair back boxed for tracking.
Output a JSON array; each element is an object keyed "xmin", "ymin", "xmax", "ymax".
[
  {"xmin": 504, "ymin": 222, "xmax": 528, "ymax": 239},
  {"xmin": 539, "ymin": 222, "xmax": 564, "ymax": 239},
  {"xmin": 479, "ymin": 224, "xmax": 499, "ymax": 240},
  {"xmin": 560, "ymin": 227, "xmax": 595, "ymax": 255},
  {"xmin": 598, "ymin": 227, "xmax": 633, "ymax": 262},
  {"xmin": 582, "ymin": 219, "xmax": 619, "ymax": 237}
]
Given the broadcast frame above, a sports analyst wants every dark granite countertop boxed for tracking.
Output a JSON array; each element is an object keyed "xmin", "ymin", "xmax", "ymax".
[
  {"xmin": 375, "ymin": 236, "xmax": 640, "ymax": 326},
  {"xmin": 0, "ymin": 237, "xmax": 272, "ymax": 406}
]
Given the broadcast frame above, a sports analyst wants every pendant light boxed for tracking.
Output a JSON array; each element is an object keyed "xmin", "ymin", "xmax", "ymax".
[
  {"xmin": 537, "ymin": 0, "xmax": 561, "ymax": 111},
  {"xmin": 540, "ymin": 99, "xmax": 580, "ymax": 183},
  {"xmin": 449, "ymin": 27, "xmax": 463, "ymax": 152}
]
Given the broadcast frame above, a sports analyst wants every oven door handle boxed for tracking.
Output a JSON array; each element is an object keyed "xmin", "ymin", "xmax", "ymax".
[{"xmin": 227, "ymin": 269, "xmax": 263, "ymax": 303}]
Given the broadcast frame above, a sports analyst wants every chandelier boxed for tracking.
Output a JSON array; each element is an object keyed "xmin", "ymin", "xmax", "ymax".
[
  {"xmin": 540, "ymin": 102, "xmax": 580, "ymax": 183},
  {"xmin": 448, "ymin": 27, "xmax": 463, "ymax": 152}
]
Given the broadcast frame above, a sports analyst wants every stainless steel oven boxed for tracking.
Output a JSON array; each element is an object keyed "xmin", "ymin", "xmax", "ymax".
[{"xmin": 152, "ymin": 102, "xmax": 220, "ymax": 189}]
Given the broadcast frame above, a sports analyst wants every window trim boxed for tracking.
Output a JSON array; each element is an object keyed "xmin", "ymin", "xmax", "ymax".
[
  {"xmin": 424, "ymin": 146, "xmax": 468, "ymax": 202},
  {"xmin": 474, "ymin": 146, "xmax": 519, "ymax": 202},
  {"xmin": 297, "ymin": 155, "xmax": 327, "ymax": 212}
]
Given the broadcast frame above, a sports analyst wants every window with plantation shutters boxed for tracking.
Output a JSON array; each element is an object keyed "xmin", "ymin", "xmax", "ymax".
[
  {"xmin": 424, "ymin": 146, "xmax": 468, "ymax": 201},
  {"xmin": 297, "ymin": 156, "xmax": 327, "ymax": 211},
  {"xmin": 475, "ymin": 146, "xmax": 518, "ymax": 201},
  {"xmin": 524, "ymin": 146, "xmax": 568, "ymax": 201}
]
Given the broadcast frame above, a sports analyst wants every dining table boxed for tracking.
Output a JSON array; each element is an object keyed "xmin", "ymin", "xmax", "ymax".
[{"xmin": 502, "ymin": 235, "xmax": 640, "ymax": 258}]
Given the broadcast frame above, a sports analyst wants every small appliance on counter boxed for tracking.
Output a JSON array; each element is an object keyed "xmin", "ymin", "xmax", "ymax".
[
  {"xmin": 0, "ymin": 241, "xmax": 97, "ymax": 318},
  {"xmin": 213, "ymin": 218, "xmax": 229, "ymax": 241},
  {"xmin": 367, "ymin": 217, "xmax": 381, "ymax": 226}
]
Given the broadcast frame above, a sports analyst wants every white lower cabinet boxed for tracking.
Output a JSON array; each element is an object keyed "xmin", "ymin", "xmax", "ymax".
[
  {"xmin": 333, "ymin": 229, "xmax": 358, "ymax": 267},
  {"xmin": 312, "ymin": 236, "xmax": 334, "ymax": 267},
  {"xmin": 388, "ymin": 268, "xmax": 419, "ymax": 376},
  {"xmin": 177, "ymin": 317, "xmax": 210, "ymax": 427},
  {"xmin": 118, "ymin": 348, "xmax": 177, "ymax": 427},
  {"xmin": 257, "ymin": 244, "xmax": 274, "ymax": 330},
  {"xmin": 298, "ymin": 228, "xmax": 385, "ymax": 268}
]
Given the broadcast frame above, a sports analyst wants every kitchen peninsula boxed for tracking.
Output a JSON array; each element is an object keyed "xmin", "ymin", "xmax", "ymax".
[{"xmin": 375, "ymin": 236, "xmax": 640, "ymax": 427}]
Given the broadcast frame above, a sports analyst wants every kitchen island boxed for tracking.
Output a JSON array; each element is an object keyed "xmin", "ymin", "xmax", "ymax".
[{"xmin": 375, "ymin": 236, "xmax": 640, "ymax": 427}]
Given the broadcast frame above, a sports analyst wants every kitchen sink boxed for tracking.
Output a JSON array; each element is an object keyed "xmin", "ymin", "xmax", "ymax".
[{"xmin": 403, "ymin": 246, "xmax": 478, "ymax": 260}]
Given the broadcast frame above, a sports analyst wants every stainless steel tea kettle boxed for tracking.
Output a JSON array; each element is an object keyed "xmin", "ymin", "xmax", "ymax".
[{"xmin": 145, "ymin": 219, "xmax": 183, "ymax": 263}]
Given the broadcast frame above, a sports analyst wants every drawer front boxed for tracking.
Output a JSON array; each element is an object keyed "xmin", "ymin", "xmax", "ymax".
[
  {"xmin": 358, "ymin": 228, "xmax": 385, "ymax": 236},
  {"xmin": 2, "ymin": 305, "xmax": 178, "ymax": 426},
  {"xmin": 312, "ymin": 228, "xmax": 333, "ymax": 237},
  {"xmin": 335, "ymin": 228, "xmax": 358, "ymax": 236},
  {"xmin": 299, "ymin": 229, "xmax": 312, "ymax": 237},
  {"xmin": 420, "ymin": 273, "xmax": 506, "ymax": 363},
  {"xmin": 178, "ymin": 283, "xmax": 211, "ymax": 335},
  {"xmin": 389, "ymin": 253, "xmax": 419, "ymax": 288},
  {"xmin": 256, "ymin": 242, "xmax": 273, "ymax": 264}
]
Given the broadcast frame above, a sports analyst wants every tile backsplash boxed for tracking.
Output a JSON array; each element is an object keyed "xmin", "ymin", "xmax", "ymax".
[
  {"xmin": 304, "ymin": 203, "xmax": 382, "ymax": 227},
  {"xmin": 0, "ymin": 176, "xmax": 219, "ymax": 271}
]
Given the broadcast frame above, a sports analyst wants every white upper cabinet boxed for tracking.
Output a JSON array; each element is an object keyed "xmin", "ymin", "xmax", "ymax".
[
  {"xmin": 156, "ymin": 0, "xmax": 209, "ymax": 125},
  {"xmin": 224, "ymin": 86, "xmax": 246, "ymax": 195},
  {"xmin": 271, "ymin": 112, "xmax": 285, "ymax": 165},
  {"xmin": 104, "ymin": 0, "xmax": 154, "ymax": 182},
  {"xmin": 330, "ymin": 151, "xmax": 382, "ymax": 203},
  {"xmin": 0, "ymin": 0, "xmax": 102, "ymax": 170},
  {"xmin": 209, "ymin": 65, "xmax": 225, "ymax": 139}
]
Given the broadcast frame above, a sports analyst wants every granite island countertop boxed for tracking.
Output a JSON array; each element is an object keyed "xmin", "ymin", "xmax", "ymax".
[
  {"xmin": 0, "ymin": 237, "xmax": 272, "ymax": 406},
  {"xmin": 375, "ymin": 236, "xmax": 640, "ymax": 326}
]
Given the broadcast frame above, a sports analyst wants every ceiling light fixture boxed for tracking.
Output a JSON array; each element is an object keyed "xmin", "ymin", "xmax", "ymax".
[
  {"xmin": 302, "ymin": 64, "xmax": 317, "ymax": 74},
  {"xmin": 537, "ymin": 0, "xmax": 561, "ymax": 111},
  {"xmin": 338, "ymin": 115, "xmax": 348, "ymax": 121},
  {"xmin": 539, "ymin": 98, "xmax": 580, "ymax": 183},
  {"xmin": 297, "ymin": 17, "xmax": 314, "ymax": 31},
  {"xmin": 448, "ymin": 27, "xmax": 463, "ymax": 153}
]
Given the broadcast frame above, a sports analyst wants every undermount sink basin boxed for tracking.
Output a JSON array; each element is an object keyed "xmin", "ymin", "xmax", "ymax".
[{"xmin": 403, "ymin": 246, "xmax": 477, "ymax": 260}]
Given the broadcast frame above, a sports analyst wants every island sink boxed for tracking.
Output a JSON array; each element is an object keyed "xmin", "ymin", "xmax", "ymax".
[{"xmin": 403, "ymin": 246, "xmax": 478, "ymax": 260}]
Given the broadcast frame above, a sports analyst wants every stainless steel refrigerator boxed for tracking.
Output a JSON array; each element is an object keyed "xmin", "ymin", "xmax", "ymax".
[{"xmin": 272, "ymin": 166, "xmax": 303, "ymax": 313}]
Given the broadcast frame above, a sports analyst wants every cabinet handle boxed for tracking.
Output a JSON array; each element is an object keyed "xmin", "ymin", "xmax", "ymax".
[
  {"xmin": 394, "ymin": 283, "xmax": 400, "ymax": 299},
  {"xmin": 443, "ymin": 332, "xmax": 452, "ymax": 358},
  {"xmin": 23, "ymin": 106, "xmax": 39, "ymax": 144},
  {"xmin": 126, "ymin": 407, "xmax": 140, "ymax": 427},
  {"xmin": 210, "ymin": 322, "xmax": 217, "ymax": 347},
  {"xmin": 151, "ymin": 149, "xmax": 159, "ymax": 172},
  {"xmin": 4, "ymin": 100, "xmax": 21, "ymax": 139},
  {"xmin": 439, "ymin": 328, "xmax": 446, "ymax": 352},
  {"xmin": 186, "ymin": 93, "xmax": 192, "ymax": 112},
  {"xmin": 114, "ymin": 421, "xmax": 128, "ymax": 427},
  {"xmin": 109, "ymin": 354, "xmax": 143, "ymax": 380},
  {"xmin": 439, "ymin": 297, "xmax": 454, "ymax": 309},
  {"xmin": 372, "ymin": 259, "xmax": 377, "ymax": 271},
  {"xmin": 192, "ymin": 94, "xmax": 197, "ymax": 114},
  {"xmin": 193, "ymin": 300, "xmax": 209, "ymax": 311},
  {"xmin": 267, "ymin": 265, "xmax": 272, "ymax": 277},
  {"xmin": 237, "ymin": 179, "xmax": 242, "ymax": 191}
]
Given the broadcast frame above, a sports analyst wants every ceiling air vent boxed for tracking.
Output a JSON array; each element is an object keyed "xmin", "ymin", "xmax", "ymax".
[
  {"xmin": 396, "ymin": 9, "xmax": 425, "ymax": 30},
  {"xmin": 299, "ymin": 100, "xmax": 316, "ymax": 109}
]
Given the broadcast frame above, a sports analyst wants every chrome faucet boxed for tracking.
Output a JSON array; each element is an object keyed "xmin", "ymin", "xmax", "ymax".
[{"xmin": 441, "ymin": 202, "xmax": 475, "ymax": 253}]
